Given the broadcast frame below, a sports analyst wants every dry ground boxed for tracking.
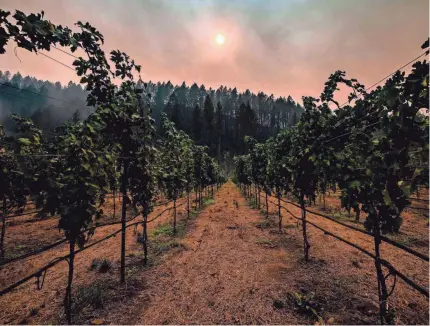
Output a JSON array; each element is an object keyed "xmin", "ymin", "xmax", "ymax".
[
  {"xmin": 0, "ymin": 196, "xmax": 190, "ymax": 324},
  {"xmin": 0, "ymin": 182, "xmax": 428, "ymax": 324}
]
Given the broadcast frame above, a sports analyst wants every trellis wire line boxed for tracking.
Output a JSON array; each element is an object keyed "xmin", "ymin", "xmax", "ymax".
[
  {"xmin": 38, "ymin": 52, "xmax": 76, "ymax": 71},
  {"xmin": 0, "ymin": 219, "xmax": 141, "ymax": 296},
  {"xmin": 282, "ymin": 202, "xmax": 429, "ymax": 298},
  {"xmin": 0, "ymin": 193, "xmax": 198, "ymax": 295},
  {"xmin": 262, "ymin": 194, "xmax": 429, "ymax": 297},
  {"xmin": 257, "ymin": 190, "xmax": 429, "ymax": 262},
  {"xmin": 53, "ymin": 46, "xmax": 79, "ymax": 59},
  {"xmin": 0, "ymin": 196, "xmax": 191, "ymax": 267},
  {"xmin": 264, "ymin": 193, "xmax": 429, "ymax": 262}
]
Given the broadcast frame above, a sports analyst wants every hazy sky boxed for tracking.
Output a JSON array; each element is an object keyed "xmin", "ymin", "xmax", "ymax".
[{"xmin": 1, "ymin": 0, "xmax": 428, "ymax": 103}]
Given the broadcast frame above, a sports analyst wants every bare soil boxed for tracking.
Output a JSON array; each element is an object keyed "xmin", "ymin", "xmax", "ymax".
[
  {"xmin": 0, "ymin": 196, "xmax": 190, "ymax": 324},
  {"xmin": 0, "ymin": 183, "xmax": 428, "ymax": 325}
]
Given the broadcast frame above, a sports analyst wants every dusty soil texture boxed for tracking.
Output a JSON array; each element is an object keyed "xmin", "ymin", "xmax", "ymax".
[
  {"xmin": 1, "ymin": 182, "xmax": 428, "ymax": 325},
  {"xmin": 0, "ymin": 196, "xmax": 190, "ymax": 324},
  {"xmin": 294, "ymin": 188, "xmax": 429, "ymax": 257},
  {"xmin": 262, "ymin": 189, "xmax": 429, "ymax": 325},
  {"xmin": 95, "ymin": 182, "xmax": 428, "ymax": 325},
  {"xmin": 1, "ymin": 195, "xmax": 132, "ymax": 261}
]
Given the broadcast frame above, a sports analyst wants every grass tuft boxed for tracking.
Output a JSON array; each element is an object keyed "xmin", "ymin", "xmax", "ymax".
[
  {"xmin": 90, "ymin": 258, "xmax": 113, "ymax": 273},
  {"xmin": 289, "ymin": 291, "xmax": 323, "ymax": 323},
  {"xmin": 255, "ymin": 219, "xmax": 276, "ymax": 229},
  {"xmin": 152, "ymin": 224, "xmax": 175, "ymax": 237},
  {"xmin": 202, "ymin": 198, "xmax": 216, "ymax": 207},
  {"xmin": 255, "ymin": 238, "xmax": 274, "ymax": 246},
  {"xmin": 71, "ymin": 280, "xmax": 108, "ymax": 314}
]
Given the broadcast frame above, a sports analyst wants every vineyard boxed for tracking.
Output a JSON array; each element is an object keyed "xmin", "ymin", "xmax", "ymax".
[
  {"xmin": 0, "ymin": 8, "xmax": 429, "ymax": 326},
  {"xmin": 233, "ymin": 40, "xmax": 429, "ymax": 325},
  {"xmin": 0, "ymin": 9, "xmax": 225, "ymax": 325}
]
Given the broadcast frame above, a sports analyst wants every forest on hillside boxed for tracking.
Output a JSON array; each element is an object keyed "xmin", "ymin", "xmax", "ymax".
[{"xmin": 0, "ymin": 71, "xmax": 303, "ymax": 157}]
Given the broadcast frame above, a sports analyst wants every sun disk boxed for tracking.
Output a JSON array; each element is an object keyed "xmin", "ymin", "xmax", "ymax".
[{"xmin": 216, "ymin": 34, "xmax": 225, "ymax": 45}]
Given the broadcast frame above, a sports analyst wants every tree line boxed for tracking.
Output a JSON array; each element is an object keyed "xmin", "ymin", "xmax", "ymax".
[{"xmin": 0, "ymin": 70, "xmax": 303, "ymax": 158}]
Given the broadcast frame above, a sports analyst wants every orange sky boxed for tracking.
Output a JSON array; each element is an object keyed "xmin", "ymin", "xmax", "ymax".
[{"xmin": 1, "ymin": 0, "xmax": 428, "ymax": 104}]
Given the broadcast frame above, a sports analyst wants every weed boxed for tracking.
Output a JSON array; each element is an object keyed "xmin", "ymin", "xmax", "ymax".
[
  {"xmin": 71, "ymin": 281, "xmax": 108, "ymax": 314},
  {"xmin": 248, "ymin": 198, "xmax": 258, "ymax": 209},
  {"xmin": 332, "ymin": 212, "xmax": 344, "ymax": 220},
  {"xmin": 90, "ymin": 259, "xmax": 99, "ymax": 270},
  {"xmin": 202, "ymin": 198, "xmax": 215, "ymax": 207},
  {"xmin": 255, "ymin": 219, "xmax": 275, "ymax": 229},
  {"xmin": 255, "ymin": 238, "xmax": 274, "ymax": 246},
  {"xmin": 189, "ymin": 210, "xmax": 199, "ymax": 219},
  {"xmin": 289, "ymin": 291, "xmax": 323, "ymax": 323},
  {"xmin": 125, "ymin": 265, "xmax": 140, "ymax": 278},
  {"xmin": 136, "ymin": 234, "xmax": 144, "ymax": 244},
  {"xmin": 90, "ymin": 258, "xmax": 112, "ymax": 273},
  {"xmin": 351, "ymin": 260, "xmax": 361, "ymax": 268},
  {"xmin": 386, "ymin": 307, "xmax": 397, "ymax": 325},
  {"xmin": 285, "ymin": 223, "xmax": 297, "ymax": 230},
  {"xmin": 273, "ymin": 299, "xmax": 285, "ymax": 309},
  {"xmin": 98, "ymin": 259, "xmax": 112, "ymax": 273},
  {"xmin": 151, "ymin": 240, "xmax": 185, "ymax": 255},
  {"xmin": 152, "ymin": 224, "xmax": 174, "ymax": 237}
]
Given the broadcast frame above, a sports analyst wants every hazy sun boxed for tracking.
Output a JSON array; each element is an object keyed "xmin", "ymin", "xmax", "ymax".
[{"xmin": 216, "ymin": 34, "xmax": 225, "ymax": 45}]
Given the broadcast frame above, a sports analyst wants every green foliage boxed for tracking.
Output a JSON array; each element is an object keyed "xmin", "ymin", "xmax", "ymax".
[
  {"xmin": 151, "ymin": 224, "xmax": 175, "ymax": 237},
  {"xmin": 0, "ymin": 127, "xmax": 28, "ymax": 216},
  {"xmin": 289, "ymin": 291, "xmax": 323, "ymax": 323},
  {"xmin": 235, "ymin": 40, "xmax": 429, "ymax": 235},
  {"xmin": 233, "ymin": 154, "xmax": 251, "ymax": 186},
  {"xmin": 0, "ymin": 8, "xmax": 226, "ymax": 324},
  {"xmin": 159, "ymin": 114, "xmax": 193, "ymax": 200},
  {"xmin": 71, "ymin": 280, "xmax": 108, "ymax": 314},
  {"xmin": 202, "ymin": 198, "xmax": 215, "ymax": 207}
]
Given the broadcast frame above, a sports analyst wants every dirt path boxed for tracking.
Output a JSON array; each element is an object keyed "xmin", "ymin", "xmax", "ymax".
[
  {"xmin": 1, "ymin": 182, "xmax": 427, "ymax": 324},
  {"xmin": 107, "ymin": 181, "xmax": 426, "ymax": 325},
  {"xmin": 118, "ymin": 181, "xmax": 300, "ymax": 324}
]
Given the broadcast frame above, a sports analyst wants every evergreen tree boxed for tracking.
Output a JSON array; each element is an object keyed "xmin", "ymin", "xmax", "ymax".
[
  {"xmin": 290, "ymin": 111, "xmax": 298, "ymax": 125},
  {"xmin": 203, "ymin": 95, "xmax": 215, "ymax": 154},
  {"xmin": 0, "ymin": 70, "xmax": 304, "ymax": 157},
  {"xmin": 71, "ymin": 110, "xmax": 81, "ymax": 123},
  {"xmin": 236, "ymin": 102, "xmax": 247, "ymax": 153},
  {"xmin": 244, "ymin": 101, "xmax": 257, "ymax": 139},
  {"xmin": 192, "ymin": 104, "xmax": 203, "ymax": 143},
  {"xmin": 164, "ymin": 93, "xmax": 181, "ymax": 129},
  {"xmin": 215, "ymin": 101, "xmax": 224, "ymax": 159}
]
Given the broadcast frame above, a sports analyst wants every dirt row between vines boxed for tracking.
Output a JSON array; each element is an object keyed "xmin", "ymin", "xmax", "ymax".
[
  {"xmin": 1, "ymin": 182, "xmax": 427, "ymax": 324},
  {"xmin": 262, "ymin": 191, "xmax": 429, "ymax": 325},
  {"xmin": 0, "ymin": 196, "xmax": 191, "ymax": 324},
  {"xmin": 88, "ymin": 181, "xmax": 427, "ymax": 325},
  {"xmin": 1, "ymin": 195, "xmax": 164, "ymax": 261}
]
